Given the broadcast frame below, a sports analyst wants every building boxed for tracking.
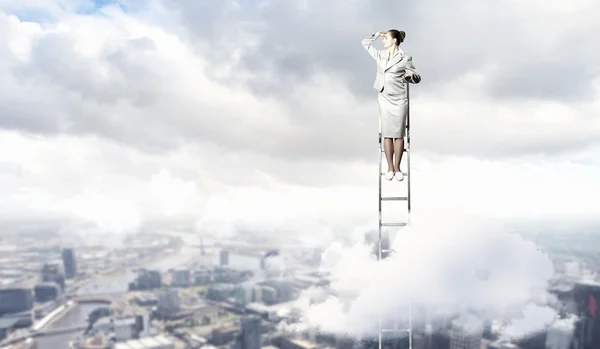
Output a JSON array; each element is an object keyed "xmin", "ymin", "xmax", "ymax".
[
  {"xmin": 545, "ymin": 316, "xmax": 576, "ymax": 349},
  {"xmin": 62, "ymin": 248, "xmax": 77, "ymax": 279},
  {"xmin": 170, "ymin": 269, "xmax": 191, "ymax": 287},
  {"xmin": 194, "ymin": 269, "xmax": 212, "ymax": 285},
  {"xmin": 261, "ymin": 286, "xmax": 277, "ymax": 305},
  {"xmin": 220, "ymin": 249, "xmax": 229, "ymax": 266},
  {"xmin": 231, "ymin": 315, "xmax": 262, "ymax": 349},
  {"xmin": 449, "ymin": 315, "xmax": 483, "ymax": 349},
  {"xmin": 234, "ymin": 284, "xmax": 254, "ymax": 306},
  {"xmin": 573, "ymin": 280, "xmax": 600, "ymax": 349},
  {"xmin": 513, "ymin": 330, "xmax": 546, "ymax": 349},
  {"xmin": 156, "ymin": 290, "xmax": 180, "ymax": 318},
  {"xmin": 212, "ymin": 326, "xmax": 239, "ymax": 346},
  {"xmin": 129, "ymin": 269, "xmax": 162, "ymax": 291},
  {"xmin": 261, "ymin": 279, "xmax": 294, "ymax": 303},
  {"xmin": 0, "ymin": 288, "xmax": 34, "ymax": 316},
  {"xmin": 207, "ymin": 283, "xmax": 237, "ymax": 301},
  {"xmin": 34, "ymin": 283, "xmax": 60, "ymax": 302},
  {"xmin": 114, "ymin": 317, "xmax": 138, "ymax": 342},
  {"xmin": 41, "ymin": 263, "xmax": 65, "ymax": 291},
  {"xmin": 213, "ymin": 267, "xmax": 250, "ymax": 283}
]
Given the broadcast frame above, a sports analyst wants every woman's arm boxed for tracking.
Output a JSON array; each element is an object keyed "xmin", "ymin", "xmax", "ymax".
[
  {"xmin": 361, "ymin": 32, "xmax": 384, "ymax": 60},
  {"xmin": 404, "ymin": 56, "xmax": 421, "ymax": 84}
]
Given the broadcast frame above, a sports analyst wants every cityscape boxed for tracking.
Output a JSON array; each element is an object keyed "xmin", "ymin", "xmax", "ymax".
[{"xmin": 1, "ymin": 223, "xmax": 600, "ymax": 349}]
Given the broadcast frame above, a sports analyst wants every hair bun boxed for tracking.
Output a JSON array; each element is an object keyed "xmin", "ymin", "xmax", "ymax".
[{"xmin": 400, "ymin": 31, "xmax": 406, "ymax": 40}]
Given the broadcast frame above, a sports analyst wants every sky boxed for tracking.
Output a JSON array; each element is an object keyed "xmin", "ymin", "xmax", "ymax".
[{"xmin": 0, "ymin": 0, "xmax": 599, "ymax": 239}]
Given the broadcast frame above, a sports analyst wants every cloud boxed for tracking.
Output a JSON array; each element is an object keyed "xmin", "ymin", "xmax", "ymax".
[
  {"xmin": 0, "ymin": 0, "xmax": 599, "ymax": 227},
  {"xmin": 2, "ymin": 126, "xmax": 600, "ymax": 235},
  {"xmin": 499, "ymin": 304, "xmax": 558, "ymax": 339},
  {"xmin": 294, "ymin": 210, "xmax": 558, "ymax": 338},
  {"xmin": 1, "ymin": 0, "xmax": 599, "ymax": 162}
]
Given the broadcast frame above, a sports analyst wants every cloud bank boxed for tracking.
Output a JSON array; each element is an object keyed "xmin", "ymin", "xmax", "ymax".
[{"xmin": 293, "ymin": 210, "xmax": 558, "ymax": 339}]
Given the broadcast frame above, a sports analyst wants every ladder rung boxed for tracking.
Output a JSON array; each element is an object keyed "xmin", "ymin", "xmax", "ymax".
[
  {"xmin": 381, "ymin": 223, "xmax": 408, "ymax": 227},
  {"xmin": 381, "ymin": 328, "xmax": 411, "ymax": 333},
  {"xmin": 380, "ymin": 172, "xmax": 409, "ymax": 176},
  {"xmin": 382, "ymin": 249, "xmax": 395, "ymax": 254},
  {"xmin": 381, "ymin": 196, "xmax": 407, "ymax": 201}
]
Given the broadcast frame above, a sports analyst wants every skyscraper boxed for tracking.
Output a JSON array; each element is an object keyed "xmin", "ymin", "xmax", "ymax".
[
  {"xmin": 62, "ymin": 248, "xmax": 77, "ymax": 279},
  {"xmin": 449, "ymin": 315, "xmax": 483, "ymax": 349},
  {"xmin": 573, "ymin": 281, "xmax": 600, "ymax": 349},
  {"xmin": 220, "ymin": 249, "xmax": 229, "ymax": 266},
  {"xmin": 41, "ymin": 263, "xmax": 65, "ymax": 291},
  {"xmin": 231, "ymin": 315, "xmax": 261, "ymax": 349},
  {"xmin": 242, "ymin": 315, "xmax": 261, "ymax": 349}
]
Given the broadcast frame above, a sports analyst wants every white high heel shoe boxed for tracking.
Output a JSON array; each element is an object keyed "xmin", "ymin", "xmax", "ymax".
[{"xmin": 384, "ymin": 171, "xmax": 394, "ymax": 181}]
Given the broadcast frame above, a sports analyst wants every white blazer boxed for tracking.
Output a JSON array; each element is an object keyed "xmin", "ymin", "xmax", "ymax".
[{"xmin": 362, "ymin": 33, "xmax": 421, "ymax": 96}]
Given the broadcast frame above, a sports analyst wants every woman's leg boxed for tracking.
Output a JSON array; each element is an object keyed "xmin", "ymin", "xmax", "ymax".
[
  {"xmin": 393, "ymin": 137, "xmax": 405, "ymax": 181},
  {"xmin": 393, "ymin": 138, "xmax": 404, "ymax": 172},
  {"xmin": 383, "ymin": 138, "xmax": 394, "ymax": 180}
]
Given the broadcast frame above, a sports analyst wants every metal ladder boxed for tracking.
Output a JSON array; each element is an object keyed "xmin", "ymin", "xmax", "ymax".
[{"xmin": 377, "ymin": 84, "xmax": 412, "ymax": 349}]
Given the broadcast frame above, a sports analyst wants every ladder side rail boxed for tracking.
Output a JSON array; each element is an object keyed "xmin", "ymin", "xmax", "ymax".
[
  {"xmin": 407, "ymin": 83, "xmax": 412, "ymax": 218},
  {"xmin": 378, "ymin": 81, "xmax": 412, "ymax": 349}
]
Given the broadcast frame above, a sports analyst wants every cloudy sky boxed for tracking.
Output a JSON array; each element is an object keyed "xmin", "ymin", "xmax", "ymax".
[{"xmin": 0, "ymin": 0, "xmax": 599, "ymax": 238}]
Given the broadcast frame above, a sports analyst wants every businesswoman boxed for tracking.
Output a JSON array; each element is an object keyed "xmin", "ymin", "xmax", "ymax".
[{"xmin": 362, "ymin": 30, "xmax": 421, "ymax": 181}]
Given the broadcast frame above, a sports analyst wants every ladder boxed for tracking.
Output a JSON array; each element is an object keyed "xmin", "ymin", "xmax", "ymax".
[{"xmin": 377, "ymin": 84, "xmax": 412, "ymax": 349}]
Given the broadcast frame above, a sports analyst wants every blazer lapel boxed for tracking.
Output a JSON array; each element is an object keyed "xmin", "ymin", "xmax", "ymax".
[{"xmin": 384, "ymin": 51, "xmax": 405, "ymax": 71}]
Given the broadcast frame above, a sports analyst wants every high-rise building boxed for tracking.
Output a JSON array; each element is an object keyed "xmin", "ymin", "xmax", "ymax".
[
  {"xmin": 449, "ymin": 315, "xmax": 483, "ymax": 349},
  {"xmin": 231, "ymin": 315, "xmax": 261, "ymax": 349},
  {"xmin": 572, "ymin": 281, "xmax": 600, "ymax": 349},
  {"xmin": 62, "ymin": 248, "xmax": 77, "ymax": 279},
  {"xmin": 545, "ymin": 317, "xmax": 575, "ymax": 349},
  {"xmin": 156, "ymin": 290, "xmax": 180, "ymax": 318},
  {"xmin": 41, "ymin": 263, "xmax": 65, "ymax": 291},
  {"xmin": 242, "ymin": 315, "xmax": 262, "ymax": 349},
  {"xmin": 220, "ymin": 249, "xmax": 229, "ymax": 266}
]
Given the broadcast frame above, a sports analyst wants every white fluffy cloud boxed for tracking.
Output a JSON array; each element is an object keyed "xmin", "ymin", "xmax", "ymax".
[{"xmin": 294, "ymin": 210, "xmax": 558, "ymax": 338}]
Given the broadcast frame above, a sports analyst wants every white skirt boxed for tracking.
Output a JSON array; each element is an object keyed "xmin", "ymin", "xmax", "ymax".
[{"xmin": 378, "ymin": 91, "xmax": 408, "ymax": 139}]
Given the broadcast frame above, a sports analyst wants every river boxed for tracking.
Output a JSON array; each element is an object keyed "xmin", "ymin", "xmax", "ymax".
[{"xmin": 36, "ymin": 238, "xmax": 261, "ymax": 349}]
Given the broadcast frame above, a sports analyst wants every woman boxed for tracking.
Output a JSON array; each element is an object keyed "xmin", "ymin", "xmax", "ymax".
[{"xmin": 362, "ymin": 30, "xmax": 421, "ymax": 181}]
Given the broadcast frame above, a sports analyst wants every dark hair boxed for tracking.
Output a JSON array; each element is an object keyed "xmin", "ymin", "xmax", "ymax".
[{"xmin": 387, "ymin": 29, "xmax": 406, "ymax": 45}]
